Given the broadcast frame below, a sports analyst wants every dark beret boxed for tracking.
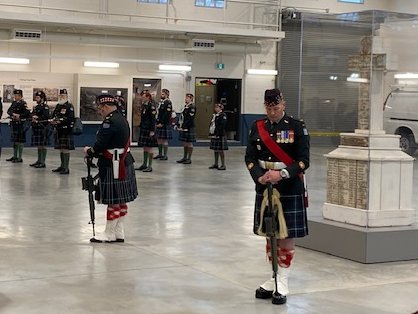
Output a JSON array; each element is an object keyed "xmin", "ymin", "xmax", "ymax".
[
  {"xmin": 35, "ymin": 90, "xmax": 46, "ymax": 98},
  {"xmin": 264, "ymin": 89, "xmax": 283, "ymax": 105}
]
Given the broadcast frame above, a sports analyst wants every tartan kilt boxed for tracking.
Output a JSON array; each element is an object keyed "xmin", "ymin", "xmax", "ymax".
[
  {"xmin": 31, "ymin": 125, "xmax": 51, "ymax": 146},
  {"xmin": 179, "ymin": 128, "xmax": 196, "ymax": 142},
  {"xmin": 209, "ymin": 136, "xmax": 229, "ymax": 151},
  {"xmin": 10, "ymin": 122, "xmax": 27, "ymax": 143},
  {"xmin": 54, "ymin": 129, "xmax": 75, "ymax": 150},
  {"xmin": 253, "ymin": 192, "xmax": 308, "ymax": 238},
  {"xmin": 137, "ymin": 128, "xmax": 158, "ymax": 147},
  {"xmin": 98, "ymin": 163, "xmax": 138, "ymax": 205},
  {"xmin": 156, "ymin": 125, "xmax": 173, "ymax": 140}
]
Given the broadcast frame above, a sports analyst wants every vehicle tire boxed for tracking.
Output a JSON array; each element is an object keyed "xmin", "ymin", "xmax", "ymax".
[{"xmin": 399, "ymin": 132, "xmax": 417, "ymax": 155}]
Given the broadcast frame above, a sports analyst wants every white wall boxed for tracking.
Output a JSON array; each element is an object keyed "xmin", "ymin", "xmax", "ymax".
[
  {"xmin": 1, "ymin": 0, "xmax": 415, "ymax": 120},
  {"xmin": 281, "ymin": 0, "xmax": 392, "ymax": 13},
  {"xmin": 388, "ymin": 0, "xmax": 418, "ymax": 14},
  {"xmin": 0, "ymin": 72, "xmax": 74, "ymax": 115}
]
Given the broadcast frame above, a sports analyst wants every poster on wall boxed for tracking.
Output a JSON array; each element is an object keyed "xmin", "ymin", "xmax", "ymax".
[
  {"xmin": 33, "ymin": 88, "xmax": 59, "ymax": 102},
  {"xmin": 132, "ymin": 78, "xmax": 161, "ymax": 142},
  {"xmin": 80, "ymin": 87, "xmax": 128, "ymax": 122},
  {"xmin": 2, "ymin": 85, "xmax": 15, "ymax": 103}
]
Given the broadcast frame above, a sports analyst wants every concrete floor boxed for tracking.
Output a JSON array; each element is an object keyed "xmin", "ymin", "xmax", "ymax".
[{"xmin": 0, "ymin": 145, "xmax": 417, "ymax": 314}]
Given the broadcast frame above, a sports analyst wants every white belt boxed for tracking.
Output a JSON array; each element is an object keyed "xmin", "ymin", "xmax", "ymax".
[
  {"xmin": 258, "ymin": 160, "xmax": 286, "ymax": 170},
  {"xmin": 106, "ymin": 148, "xmax": 129, "ymax": 156}
]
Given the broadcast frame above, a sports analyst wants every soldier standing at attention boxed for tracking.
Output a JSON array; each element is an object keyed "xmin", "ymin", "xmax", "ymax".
[
  {"xmin": 154, "ymin": 88, "xmax": 173, "ymax": 160},
  {"xmin": 245, "ymin": 88, "xmax": 310, "ymax": 305},
  {"xmin": 136, "ymin": 90, "xmax": 157, "ymax": 172},
  {"xmin": 6, "ymin": 89, "xmax": 30, "ymax": 163},
  {"xmin": 30, "ymin": 91, "xmax": 50, "ymax": 168},
  {"xmin": 84, "ymin": 94, "xmax": 138, "ymax": 243},
  {"xmin": 208, "ymin": 103, "xmax": 228, "ymax": 170},
  {"xmin": 114, "ymin": 90, "xmax": 127, "ymax": 117},
  {"xmin": 176, "ymin": 93, "xmax": 196, "ymax": 164},
  {"xmin": 51, "ymin": 89, "xmax": 75, "ymax": 175}
]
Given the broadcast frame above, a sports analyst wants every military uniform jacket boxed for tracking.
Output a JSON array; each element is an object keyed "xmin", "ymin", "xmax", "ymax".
[
  {"xmin": 140, "ymin": 101, "xmax": 157, "ymax": 131},
  {"xmin": 245, "ymin": 113, "xmax": 310, "ymax": 195},
  {"xmin": 7, "ymin": 100, "xmax": 30, "ymax": 124},
  {"xmin": 210, "ymin": 112, "xmax": 227, "ymax": 137},
  {"xmin": 91, "ymin": 110, "xmax": 134, "ymax": 168},
  {"xmin": 52, "ymin": 101, "xmax": 75, "ymax": 132},
  {"xmin": 157, "ymin": 98, "xmax": 173, "ymax": 125},
  {"xmin": 179, "ymin": 103, "xmax": 196, "ymax": 130},
  {"xmin": 31, "ymin": 102, "xmax": 50, "ymax": 129}
]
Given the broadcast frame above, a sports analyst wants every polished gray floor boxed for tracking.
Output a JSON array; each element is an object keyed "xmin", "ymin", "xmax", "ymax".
[{"xmin": 0, "ymin": 145, "xmax": 418, "ymax": 314}]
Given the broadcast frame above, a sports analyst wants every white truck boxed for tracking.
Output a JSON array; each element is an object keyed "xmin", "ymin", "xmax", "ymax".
[{"xmin": 384, "ymin": 90, "xmax": 418, "ymax": 155}]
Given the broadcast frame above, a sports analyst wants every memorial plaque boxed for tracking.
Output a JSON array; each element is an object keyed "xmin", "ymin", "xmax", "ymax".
[
  {"xmin": 347, "ymin": 160, "xmax": 357, "ymax": 207},
  {"xmin": 338, "ymin": 160, "xmax": 351, "ymax": 206},
  {"xmin": 356, "ymin": 161, "xmax": 368, "ymax": 209},
  {"xmin": 327, "ymin": 159, "xmax": 339, "ymax": 204},
  {"xmin": 340, "ymin": 135, "xmax": 369, "ymax": 147}
]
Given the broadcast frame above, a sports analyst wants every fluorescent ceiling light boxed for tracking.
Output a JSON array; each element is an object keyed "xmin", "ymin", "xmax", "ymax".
[
  {"xmin": 84, "ymin": 61, "xmax": 119, "ymax": 68},
  {"xmin": 159, "ymin": 64, "xmax": 191, "ymax": 71},
  {"xmin": 247, "ymin": 69, "xmax": 278, "ymax": 75},
  {"xmin": 346, "ymin": 77, "xmax": 369, "ymax": 83},
  {"xmin": 0, "ymin": 57, "xmax": 30, "ymax": 64},
  {"xmin": 394, "ymin": 73, "xmax": 418, "ymax": 79}
]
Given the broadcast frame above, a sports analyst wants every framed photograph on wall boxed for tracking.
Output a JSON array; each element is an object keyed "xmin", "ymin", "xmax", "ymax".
[
  {"xmin": 33, "ymin": 88, "xmax": 59, "ymax": 102},
  {"xmin": 80, "ymin": 87, "xmax": 128, "ymax": 122},
  {"xmin": 132, "ymin": 78, "xmax": 161, "ymax": 142},
  {"xmin": 3, "ymin": 85, "xmax": 15, "ymax": 103}
]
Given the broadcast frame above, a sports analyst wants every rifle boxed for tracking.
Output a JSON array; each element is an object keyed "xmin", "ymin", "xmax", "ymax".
[
  {"xmin": 81, "ymin": 156, "xmax": 99, "ymax": 236},
  {"xmin": 265, "ymin": 183, "xmax": 281, "ymax": 305}
]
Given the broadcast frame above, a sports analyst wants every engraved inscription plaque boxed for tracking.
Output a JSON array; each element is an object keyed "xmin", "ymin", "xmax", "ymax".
[{"xmin": 356, "ymin": 161, "xmax": 368, "ymax": 209}]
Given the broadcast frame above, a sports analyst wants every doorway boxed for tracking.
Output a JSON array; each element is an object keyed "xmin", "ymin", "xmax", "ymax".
[{"xmin": 194, "ymin": 78, "xmax": 241, "ymax": 141}]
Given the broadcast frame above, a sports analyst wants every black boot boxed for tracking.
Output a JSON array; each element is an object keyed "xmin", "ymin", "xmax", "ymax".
[{"xmin": 255, "ymin": 287, "xmax": 273, "ymax": 299}]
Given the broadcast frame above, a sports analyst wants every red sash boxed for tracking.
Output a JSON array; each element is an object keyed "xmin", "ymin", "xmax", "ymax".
[
  {"xmin": 256, "ymin": 120, "xmax": 294, "ymax": 166},
  {"xmin": 256, "ymin": 120, "xmax": 309, "ymax": 207},
  {"xmin": 103, "ymin": 137, "xmax": 131, "ymax": 180}
]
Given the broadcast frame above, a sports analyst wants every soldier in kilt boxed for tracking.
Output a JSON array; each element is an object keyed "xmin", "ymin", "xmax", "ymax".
[
  {"xmin": 30, "ymin": 91, "xmax": 50, "ymax": 168},
  {"xmin": 176, "ymin": 93, "xmax": 196, "ymax": 164},
  {"xmin": 51, "ymin": 89, "xmax": 75, "ymax": 175},
  {"xmin": 154, "ymin": 88, "xmax": 173, "ymax": 160},
  {"xmin": 6, "ymin": 89, "xmax": 30, "ymax": 163},
  {"xmin": 208, "ymin": 103, "xmax": 228, "ymax": 170},
  {"xmin": 245, "ymin": 89, "xmax": 310, "ymax": 305},
  {"xmin": 136, "ymin": 90, "xmax": 157, "ymax": 172},
  {"xmin": 84, "ymin": 94, "xmax": 138, "ymax": 243},
  {"xmin": 115, "ymin": 90, "xmax": 127, "ymax": 117}
]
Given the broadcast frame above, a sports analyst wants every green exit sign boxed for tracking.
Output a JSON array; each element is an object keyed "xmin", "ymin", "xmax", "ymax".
[{"xmin": 216, "ymin": 63, "xmax": 225, "ymax": 70}]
